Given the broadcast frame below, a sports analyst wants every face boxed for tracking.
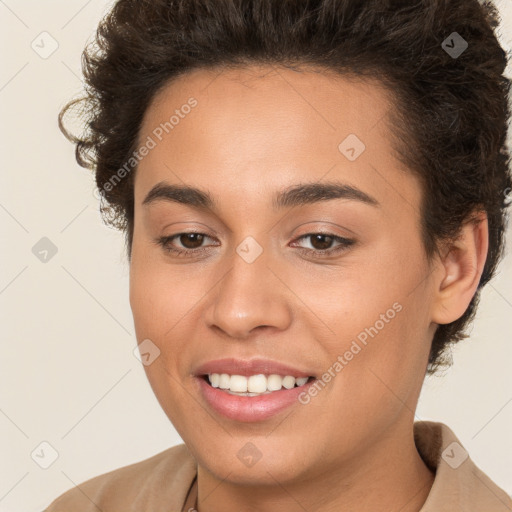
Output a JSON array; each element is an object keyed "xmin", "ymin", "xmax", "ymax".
[{"xmin": 129, "ymin": 65, "xmax": 437, "ymax": 486}]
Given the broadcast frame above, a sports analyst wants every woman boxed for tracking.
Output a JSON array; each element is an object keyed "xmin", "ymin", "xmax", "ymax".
[{"xmin": 46, "ymin": 0, "xmax": 512, "ymax": 510}]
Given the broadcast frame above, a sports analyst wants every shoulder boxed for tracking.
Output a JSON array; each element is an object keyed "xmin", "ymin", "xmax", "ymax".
[
  {"xmin": 414, "ymin": 421, "xmax": 512, "ymax": 512},
  {"xmin": 44, "ymin": 443, "xmax": 197, "ymax": 511}
]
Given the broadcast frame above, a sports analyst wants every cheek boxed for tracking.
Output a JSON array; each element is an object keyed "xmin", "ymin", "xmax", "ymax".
[
  {"xmin": 309, "ymin": 233, "xmax": 427, "ymax": 337},
  {"xmin": 311, "ymin": 233, "xmax": 431, "ymax": 389},
  {"xmin": 129, "ymin": 257, "xmax": 202, "ymax": 428},
  {"xmin": 129, "ymin": 250, "xmax": 201, "ymax": 336}
]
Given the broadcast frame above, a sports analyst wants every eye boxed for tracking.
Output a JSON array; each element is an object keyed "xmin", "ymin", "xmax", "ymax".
[
  {"xmin": 290, "ymin": 233, "xmax": 355, "ymax": 256},
  {"xmin": 156, "ymin": 232, "xmax": 217, "ymax": 257}
]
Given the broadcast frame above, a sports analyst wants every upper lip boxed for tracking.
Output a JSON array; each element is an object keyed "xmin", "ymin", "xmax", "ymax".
[{"xmin": 194, "ymin": 358, "xmax": 315, "ymax": 378}]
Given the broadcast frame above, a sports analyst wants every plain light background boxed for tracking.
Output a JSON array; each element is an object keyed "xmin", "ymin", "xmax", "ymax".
[{"xmin": 0, "ymin": 1, "xmax": 511, "ymax": 511}]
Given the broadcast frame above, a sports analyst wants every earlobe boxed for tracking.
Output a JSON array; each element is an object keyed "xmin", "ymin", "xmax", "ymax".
[{"xmin": 431, "ymin": 213, "xmax": 489, "ymax": 325}]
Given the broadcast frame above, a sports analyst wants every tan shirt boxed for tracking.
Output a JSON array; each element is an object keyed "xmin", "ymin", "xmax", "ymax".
[{"xmin": 44, "ymin": 421, "xmax": 512, "ymax": 511}]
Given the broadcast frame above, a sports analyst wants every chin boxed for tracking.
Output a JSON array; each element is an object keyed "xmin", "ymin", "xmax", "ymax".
[{"xmin": 193, "ymin": 439, "xmax": 314, "ymax": 486}]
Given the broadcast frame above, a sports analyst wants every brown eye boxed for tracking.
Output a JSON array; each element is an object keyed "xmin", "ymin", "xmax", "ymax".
[
  {"xmin": 308, "ymin": 234, "xmax": 335, "ymax": 251},
  {"xmin": 291, "ymin": 233, "xmax": 355, "ymax": 257},
  {"xmin": 156, "ymin": 232, "xmax": 217, "ymax": 257},
  {"xmin": 178, "ymin": 233, "xmax": 206, "ymax": 249}
]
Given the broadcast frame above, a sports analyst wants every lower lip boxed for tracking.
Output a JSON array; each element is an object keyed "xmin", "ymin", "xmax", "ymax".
[{"xmin": 197, "ymin": 376, "xmax": 316, "ymax": 422}]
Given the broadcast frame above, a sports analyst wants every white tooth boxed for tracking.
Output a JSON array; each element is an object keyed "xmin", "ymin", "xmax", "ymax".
[
  {"xmin": 248, "ymin": 374, "xmax": 267, "ymax": 393},
  {"xmin": 282, "ymin": 376, "xmax": 296, "ymax": 389},
  {"xmin": 267, "ymin": 374, "xmax": 283, "ymax": 391},
  {"xmin": 214, "ymin": 373, "xmax": 309, "ymax": 394},
  {"xmin": 295, "ymin": 377, "xmax": 308, "ymax": 386},
  {"xmin": 230, "ymin": 374, "xmax": 248, "ymax": 392},
  {"xmin": 219, "ymin": 373, "xmax": 231, "ymax": 389},
  {"xmin": 209, "ymin": 373, "xmax": 220, "ymax": 388}
]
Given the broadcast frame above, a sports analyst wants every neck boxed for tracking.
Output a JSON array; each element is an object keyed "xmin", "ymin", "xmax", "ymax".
[{"xmin": 195, "ymin": 419, "xmax": 435, "ymax": 512}]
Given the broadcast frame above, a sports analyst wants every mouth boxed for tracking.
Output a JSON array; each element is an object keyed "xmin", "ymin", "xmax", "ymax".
[
  {"xmin": 196, "ymin": 372, "xmax": 318, "ymax": 422},
  {"xmin": 193, "ymin": 358, "xmax": 319, "ymax": 421}
]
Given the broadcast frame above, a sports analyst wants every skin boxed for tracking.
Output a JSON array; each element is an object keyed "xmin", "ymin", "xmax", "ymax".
[{"xmin": 129, "ymin": 64, "xmax": 488, "ymax": 512}]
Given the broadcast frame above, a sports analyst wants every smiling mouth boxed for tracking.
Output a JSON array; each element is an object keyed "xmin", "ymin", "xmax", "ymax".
[{"xmin": 201, "ymin": 373, "xmax": 315, "ymax": 396}]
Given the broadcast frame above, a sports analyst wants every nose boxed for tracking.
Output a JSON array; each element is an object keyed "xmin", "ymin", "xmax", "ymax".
[{"xmin": 204, "ymin": 247, "xmax": 293, "ymax": 340}]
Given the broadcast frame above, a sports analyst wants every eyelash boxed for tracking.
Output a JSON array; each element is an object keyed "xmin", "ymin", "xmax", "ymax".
[{"xmin": 155, "ymin": 232, "xmax": 355, "ymax": 258}]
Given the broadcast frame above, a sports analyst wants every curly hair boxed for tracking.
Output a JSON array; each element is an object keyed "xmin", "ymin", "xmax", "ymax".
[{"xmin": 58, "ymin": 0, "xmax": 511, "ymax": 375}]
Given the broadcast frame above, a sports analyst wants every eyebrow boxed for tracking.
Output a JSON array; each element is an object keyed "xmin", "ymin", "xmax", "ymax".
[{"xmin": 142, "ymin": 180, "xmax": 380, "ymax": 211}]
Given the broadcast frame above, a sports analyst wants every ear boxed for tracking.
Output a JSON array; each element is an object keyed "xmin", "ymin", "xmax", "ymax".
[{"xmin": 431, "ymin": 213, "xmax": 489, "ymax": 325}]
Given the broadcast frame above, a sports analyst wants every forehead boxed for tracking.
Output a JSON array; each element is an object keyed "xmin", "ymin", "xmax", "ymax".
[{"xmin": 134, "ymin": 64, "xmax": 417, "ymax": 212}]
